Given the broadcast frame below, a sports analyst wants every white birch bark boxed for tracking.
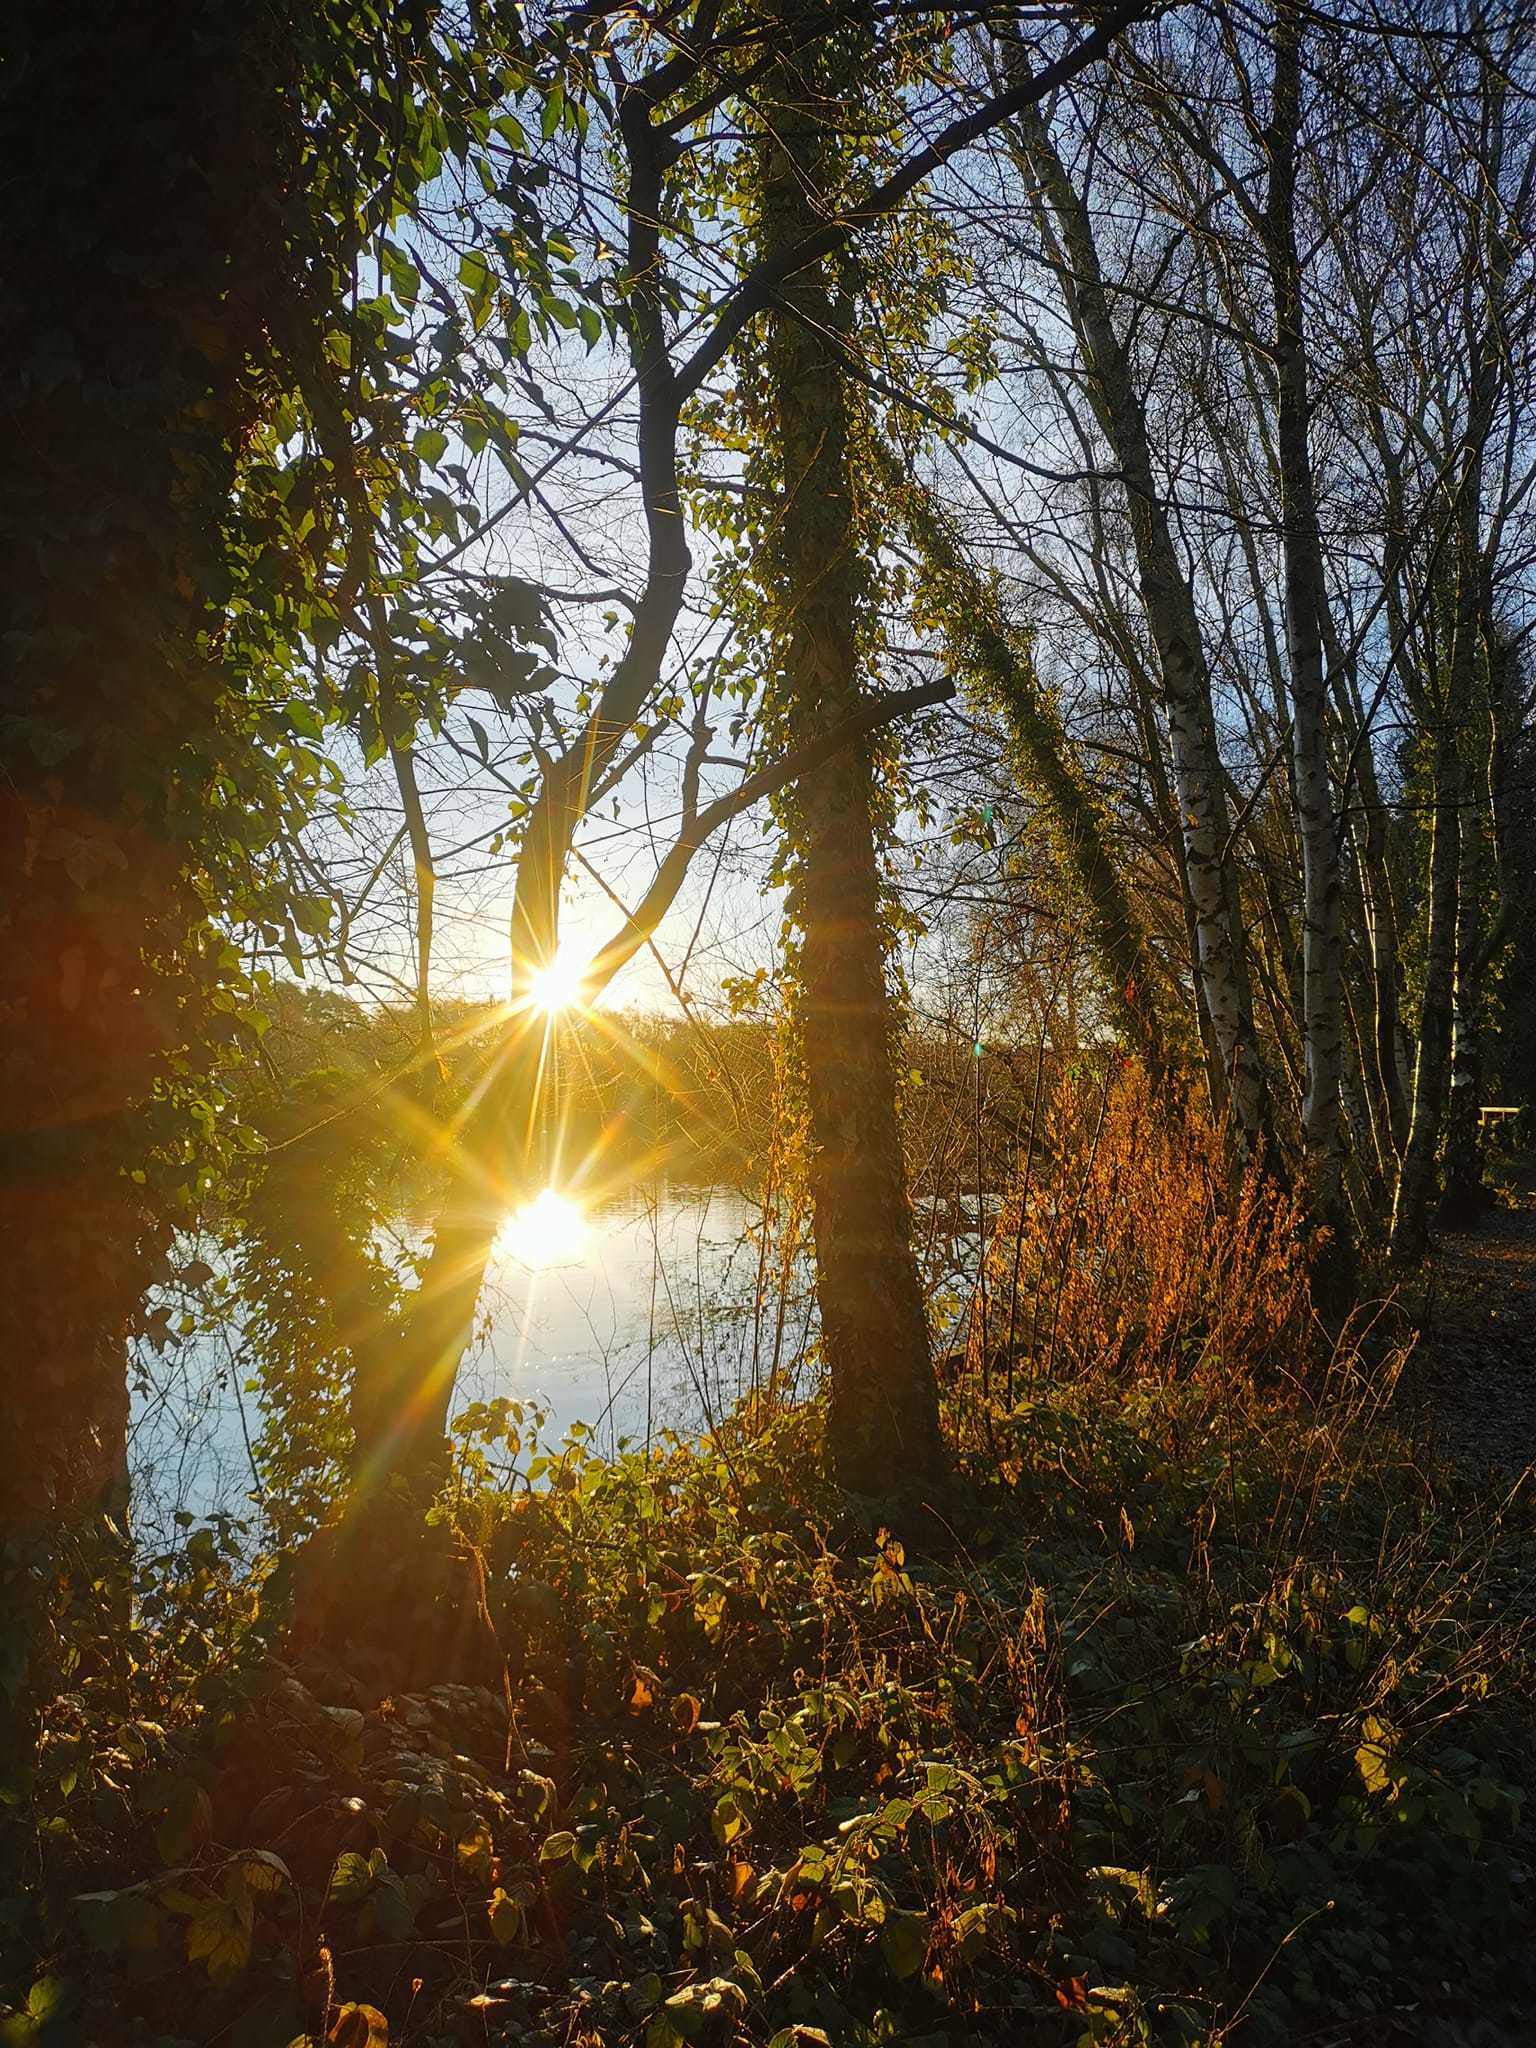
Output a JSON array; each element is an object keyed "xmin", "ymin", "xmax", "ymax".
[{"xmin": 1014, "ymin": 104, "xmax": 1271, "ymax": 1153}]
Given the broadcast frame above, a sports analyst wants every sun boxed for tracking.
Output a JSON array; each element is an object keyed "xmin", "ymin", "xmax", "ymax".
[
  {"xmin": 525, "ymin": 952, "xmax": 587, "ymax": 1015},
  {"xmin": 500, "ymin": 1188, "xmax": 590, "ymax": 1270}
]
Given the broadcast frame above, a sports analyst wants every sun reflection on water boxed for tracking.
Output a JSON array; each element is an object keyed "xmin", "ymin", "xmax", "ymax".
[{"xmin": 500, "ymin": 1188, "xmax": 591, "ymax": 1270}]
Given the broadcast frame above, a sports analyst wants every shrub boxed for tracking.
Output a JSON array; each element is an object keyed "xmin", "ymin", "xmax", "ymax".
[{"xmin": 969, "ymin": 1061, "xmax": 1311, "ymax": 1393}]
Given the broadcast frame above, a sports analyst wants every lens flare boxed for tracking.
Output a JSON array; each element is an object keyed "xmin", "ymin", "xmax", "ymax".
[
  {"xmin": 525, "ymin": 953, "xmax": 587, "ymax": 1015},
  {"xmin": 501, "ymin": 1188, "xmax": 590, "ymax": 1269}
]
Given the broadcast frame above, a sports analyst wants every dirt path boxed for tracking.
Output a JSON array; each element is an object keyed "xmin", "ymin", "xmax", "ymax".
[
  {"xmin": 1381, "ymin": 1169, "xmax": 1536, "ymax": 2047},
  {"xmin": 1405, "ymin": 1160, "xmax": 1536, "ymax": 1479}
]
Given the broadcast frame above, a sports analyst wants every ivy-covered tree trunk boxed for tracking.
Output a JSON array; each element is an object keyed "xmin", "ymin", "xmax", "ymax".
[
  {"xmin": 891, "ymin": 468, "xmax": 1172, "ymax": 1083},
  {"xmin": 756, "ymin": 6, "xmax": 944, "ymax": 1495},
  {"xmin": 0, "ymin": 2, "xmax": 294, "ymax": 1722}
]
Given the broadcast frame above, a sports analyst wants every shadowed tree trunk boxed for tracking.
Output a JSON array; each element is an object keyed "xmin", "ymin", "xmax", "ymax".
[
  {"xmin": 1392, "ymin": 413, "xmax": 1495, "ymax": 1259},
  {"xmin": 1442, "ymin": 779, "xmax": 1490, "ymax": 1219},
  {"xmin": 1391, "ymin": 714, "xmax": 1465, "ymax": 1262},
  {"xmin": 0, "ymin": 0, "xmax": 303, "ymax": 1748},
  {"xmin": 1263, "ymin": 9, "xmax": 1350, "ymax": 1283},
  {"xmin": 755, "ymin": 2, "xmax": 944, "ymax": 1494}
]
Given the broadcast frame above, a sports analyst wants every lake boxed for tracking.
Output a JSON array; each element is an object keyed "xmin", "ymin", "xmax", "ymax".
[
  {"xmin": 128, "ymin": 1183, "xmax": 815, "ymax": 1540},
  {"xmin": 128, "ymin": 1177, "xmax": 990, "ymax": 1545}
]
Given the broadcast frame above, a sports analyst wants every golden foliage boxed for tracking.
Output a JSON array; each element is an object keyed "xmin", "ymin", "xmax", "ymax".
[{"xmin": 971, "ymin": 1060, "xmax": 1311, "ymax": 1390}]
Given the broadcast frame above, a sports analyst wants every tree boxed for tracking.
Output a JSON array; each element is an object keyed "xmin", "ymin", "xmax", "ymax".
[
  {"xmin": 1009, "ymin": 85, "xmax": 1273, "ymax": 1154},
  {"xmin": 1, "ymin": 2, "xmax": 308, "ymax": 1735},
  {"xmin": 745, "ymin": 0, "xmax": 946, "ymax": 1492},
  {"xmin": 304, "ymin": 0, "xmax": 1152, "ymax": 1501},
  {"xmin": 0, "ymin": 0, "xmax": 556, "ymax": 1726}
]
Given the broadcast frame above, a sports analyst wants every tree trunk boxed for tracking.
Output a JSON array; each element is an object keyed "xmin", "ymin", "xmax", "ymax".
[
  {"xmin": 1391, "ymin": 723, "xmax": 1464, "ymax": 1261},
  {"xmin": 1015, "ymin": 104, "xmax": 1271, "ymax": 1156},
  {"xmin": 1264, "ymin": 10, "xmax": 1350, "ymax": 1277},
  {"xmin": 1441, "ymin": 748, "xmax": 1489, "ymax": 1219},
  {"xmin": 337, "ymin": 64, "xmax": 701, "ymax": 1495},
  {"xmin": 0, "ymin": 1, "xmax": 298, "ymax": 1734},
  {"xmin": 891, "ymin": 469, "xmax": 1172, "ymax": 1082},
  {"xmin": 757, "ymin": 5, "xmax": 944, "ymax": 1493}
]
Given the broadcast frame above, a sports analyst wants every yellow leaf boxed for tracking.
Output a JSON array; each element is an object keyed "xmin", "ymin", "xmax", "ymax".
[
  {"xmin": 328, "ymin": 2005, "xmax": 389, "ymax": 2047},
  {"xmin": 488, "ymin": 1885, "xmax": 524, "ymax": 1944}
]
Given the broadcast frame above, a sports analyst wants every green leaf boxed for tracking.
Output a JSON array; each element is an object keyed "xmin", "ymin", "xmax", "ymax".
[
  {"xmin": 625, "ymin": 1973, "xmax": 663, "ymax": 2017},
  {"xmin": 187, "ymin": 1895, "xmax": 252, "ymax": 1984},
  {"xmin": 27, "ymin": 1980, "xmax": 68, "ymax": 2023},
  {"xmin": 234, "ymin": 1849, "xmax": 292, "ymax": 1894},
  {"xmin": 368, "ymin": 1873, "xmax": 415, "ymax": 1940},
  {"xmin": 488, "ymin": 1886, "xmax": 523, "ymax": 1943},
  {"xmin": 711, "ymin": 1792, "xmax": 744, "ymax": 1846},
  {"xmin": 328, "ymin": 1850, "xmax": 375, "ymax": 1905},
  {"xmin": 155, "ymin": 1779, "xmax": 212, "ymax": 1863},
  {"xmin": 879, "ymin": 1908, "xmax": 928, "ymax": 1980}
]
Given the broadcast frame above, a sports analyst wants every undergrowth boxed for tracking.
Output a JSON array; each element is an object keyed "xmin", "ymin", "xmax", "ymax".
[{"xmin": 4, "ymin": 1360, "xmax": 1533, "ymax": 2047}]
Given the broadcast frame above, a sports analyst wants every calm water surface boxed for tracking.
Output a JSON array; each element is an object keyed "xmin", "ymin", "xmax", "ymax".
[{"xmin": 129, "ymin": 1183, "xmax": 812, "ymax": 1540}]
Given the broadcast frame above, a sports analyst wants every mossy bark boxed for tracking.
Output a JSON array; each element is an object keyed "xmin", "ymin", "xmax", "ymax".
[
  {"xmin": 0, "ymin": 3, "xmax": 291, "ymax": 1540},
  {"xmin": 756, "ymin": 6, "xmax": 944, "ymax": 1495},
  {"xmin": 890, "ymin": 467, "xmax": 1172, "ymax": 1083}
]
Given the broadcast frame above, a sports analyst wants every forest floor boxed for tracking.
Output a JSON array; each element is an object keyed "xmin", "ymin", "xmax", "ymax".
[
  {"xmin": 1407, "ymin": 1150, "xmax": 1536, "ymax": 1479},
  {"xmin": 14, "ymin": 1183, "xmax": 1536, "ymax": 2047}
]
